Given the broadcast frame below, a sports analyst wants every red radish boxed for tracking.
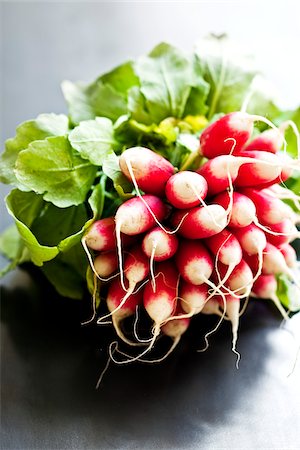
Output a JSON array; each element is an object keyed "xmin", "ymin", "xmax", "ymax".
[
  {"xmin": 115, "ymin": 195, "xmax": 167, "ymax": 236},
  {"xmin": 105, "ymin": 277, "xmax": 143, "ymax": 346},
  {"xmin": 251, "ymin": 275, "xmax": 289, "ymax": 320},
  {"xmin": 171, "ymin": 204, "xmax": 227, "ymax": 239},
  {"xmin": 205, "ymin": 229, "xmax": 243, "ymax": 267},
  {"xmin": 175, "ymin": 239, "xmax": 213, "ymax": 286},
  {"xmin": 261, "ymin": 243, "xmax": 299, "ymax": 285},
  {"xmin": 143, "ymin": 260, "xmax": 178, "ymax": 346},
  {"xmin": 231, "ymin": 224, "xmax": 267, "ymax": 282},
  {"xmin": 84, "ymin": 217, "xmax": 134, "ymax": 252},
  {"xmin": 234, "ymin": 150, "xmax": 282, "ymax": 188},
  {"xmin": 99, "ymin": 244, "xmax": 150, "ymax": 323},
  {"xmin": 197, "ymin": 155, "xmax": 242, "ymax": 196},
  {"xmin": 165, "ymin": 171, "xmax": 208, "ymax": 209},
  {"xmin": 142, "ymin": 227, "xmax": 178, "ymax": 262},
  {"xmin": 212, "ymin": 191, "xmax": 257, "ymax": 228},
  {"xmin": 243, "ymin": 128, "xmax": 284, "ymax": 154},
  {"xmin": 199, "ymin": 112, "xmax": 253, "ymax": 159},
  {"xmin": 119, "ymin": 146, "xmax": 174, "ymax": 196},
  {"xmin": 115, "ymin": 195, "xmax": 167, "ymax": 289},
  {"xmin": 280, "ymin": 244, "xmax": 297, "ymax": 268},
  {"xmin": 180, "ymin": 281, "xmax": 209, "ymax": 315},
  {"xmin": 241, "ymin": 188, "xmax": 294, "ymax": 225},
  {"xmin": 215, "ymin": 260, "xmax": 254, "ymax": 297},
  {"xmin": 265, "ymin": 219, "xmax": 299, "ymax": 247},
  {"xmin": 199, "ymin": 111, "xmax": 279, "ymax": 159},
  {"xmin": 93, "ymin": 251, "xmax": 119, "ymax": 279}
]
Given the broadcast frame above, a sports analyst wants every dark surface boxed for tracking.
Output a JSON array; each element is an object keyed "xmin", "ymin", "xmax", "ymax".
[{"xmin": 1, "ymin": 3, "xmax": 300, "ymax": 450}]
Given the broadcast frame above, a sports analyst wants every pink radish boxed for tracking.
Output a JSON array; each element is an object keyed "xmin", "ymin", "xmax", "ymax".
[
  {"xmin": 171, "ymin": 204, "xmax": 227, "ymax": 239},
  {"xmin": 234, "ymin": 150, "xmax": 282, "ymax": 188},
  {"xmin": 143, "ymin": 260, "xmax": 178, "ymax": 345},
  {"xmin": 241, "ymin": 188, "xmax": 294, "ymax": 225},
  {"xmin": 199, "ymin": 112, "xmax": 253, "ymax": 159},
  {"xmin": 280, "ymin": 244, "xmax": 297, "ymax": 268},
  {"xmin": 84, "ymin": 217, "xmax": 134, "ymax": 252},
  {"xmin": 199, "ymin": 111, "xmax": 279, "ymax": 159},
  {"xmin": 119, "ymin": 146, "xmax": 174, "ymax": 196},
  {"xmin": 165, "ymin": 171, "xmax": 208, "ymax": 209},
  {"xmin": 94, "ymin": 251, "xmax": 119, "ymax": 279},
  {"xmin": 243, "ymin": 128, "xmax": 284, "ymax": 154},
  {"xmin": 175, "ymin": 239, "xmax": 213, "ymax": 286},
  {"xmin": 265, "ymin": 219, "xmax": 299, "ymax": 248},
  {"xmin": 106, "ymin": 277, "xmax": 143, "ymax": 346},
  {"xmin": 215, "ymin": 260, "xmax": 254, "ymax": 297},
  {"xmin": 251, "ymin": 274, "xmax": 289, "ymax": 320},
  {"xmin": 231, "ymin": 224, "xmax": 267, "ymax": 282},
  {"xmin": 115, "ymin": 195, "xmax": 167, "ymax": 289},
  {"xmin": 212, "ymin": 191, "xmax": 257, "ymax": 228},
  {"xmin": 180, "ymin": 281, "xmax": 209, "ymax": 315},
  {"xmin": 142, "ymin": 227, "xmax": 178, "ymax": 262},
  {"xmin": 261, "ymin": 243, "xmax": 299, "ymax": 285},
  {"xmin": 197, "ymin": 155, "xmax": 242, "ymax": 196},
  {"xmin": 115, "ymin": 195, "xmax": 167, "ymax": 236}
]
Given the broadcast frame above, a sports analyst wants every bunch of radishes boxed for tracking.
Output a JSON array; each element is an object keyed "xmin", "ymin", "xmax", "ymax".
[{"xmin": 83, "ymin": 111, "xmax": 300, "ymax": 364}]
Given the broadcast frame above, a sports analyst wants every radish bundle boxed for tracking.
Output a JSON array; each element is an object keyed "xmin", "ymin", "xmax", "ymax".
[{"xmin": 1, "ymin": 38, "xmax": 299, "ymax": 366}]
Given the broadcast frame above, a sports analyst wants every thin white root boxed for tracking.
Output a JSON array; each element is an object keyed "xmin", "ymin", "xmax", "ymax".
[
  {"xmin": 108, "ymin": 324, "xmax": 160, "ymax": 364},
  {"xmin": 150, "ymin": 241, "xmax": 157, "ymax": 292},
  {"xmin": 270, "ymin": 295, "xmax": 290, "ymax": 322},
  {"xmin": 251, "ymin": 249, "xmax": 264, "ymax": 284},
  {"xmin": 189, "ymin": 183, "xmax": 222, "ymax": 228},
  {"xmin": 81, "ymin": 237, "xmax": 119, "ymax": 283},
  {"xmin": 115, "ymin": 336, "xmax": 180, "ymax": 364},
  {"xmin": 112, "ymin": 315, "xmax": 145, "ymax": 347},
  {"xmin": 226, "ymin": 300, "xmax": 241, "ymax": 369},
  {"xmin": 81, "ymin": 273, "xmax": 98, "ymax": 325},
  {"xmin": 97, "ymin": 282, "xmax": 135, "ymax": 324},
  {"xmin": 115, "ymin": 221, "xmax": 127, "ymax": 292},
  {"xmin": 95, "ymin": 342, "xmax": 117, "ymax": 389}
]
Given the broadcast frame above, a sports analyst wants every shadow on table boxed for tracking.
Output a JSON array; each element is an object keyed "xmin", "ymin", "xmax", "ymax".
[{"xmin": 1, "ymin": 265, "xmax": 283, "ymax": 450}]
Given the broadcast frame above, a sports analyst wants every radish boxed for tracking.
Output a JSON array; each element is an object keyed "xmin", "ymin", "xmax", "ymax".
[
  {"xmin": 261, "ymin": 243, "xmax": 300, "ymax": 287},
  {"xmin": 119, "ymin": 146, "xmax": 175, "ymax": 196},
  {"xmin": 215, "ymin": 260, "xmax": 254, "ymax": 297},
  {"xmin": 115, "ymin": 195, "xmax": 167, "ymax": 289},
  {"xmin": 199, "ymin": 111, "xmax": 279, "ymax": 159},
  {"xmin": 171, "ymin": 204, "xmax": 227, "ymax": 239},
  {"xmin": 243, "ymin": 128, "xmax": 284, "ymax": 154},
  {"xmin": 212, "ymin": 191, "xmax": 257, "ymax": 228},
  {"xmin": 197, "ymin": 155, "xmax": 242, "ymax": 196},
  {"xmin": 83, "ymin": 217, "xmax": 134, "ymax": 251},
  {"xmin": 105, "ymin": 277, "xmax": 143, "ymax": 346},
  {"xmin": 93, "ymin": 251, "xmax": 119, "ymax": 279},
  {"xmin": 280, "ymin": 244, "xmax": 297, "ymax": 268},
  {"xmin": 142, "ymin": 227, "xmax": 178, "ymax": 262},
  {"xmin": 231, "ymin": 224, "xmax": 267, "ymax": 282},
  {"xmin": 265, "ymin": 219, "xmax": 299, "ymax": 248},
  {"xmin": 251, "ymin": 274, "xmax": 289, "ymax": 320},
  {"xmin": 199, "ymin": 112, "xmax": 253, "ymax": 158},
  {"xmin": 165, "ymin": 171, "xmax": 208, "ymax": 209},
  {"xmin": 175, "ymin": 239, "xmax": 213, "ymax": 286},
  {"xmin": 234, "ymin": 150, "xmax": 282, "ymax": 188},
  {"xmin": 241, "ymin": 188, "xmax": 294, "ymax": 225},
  {"xmin": 180, "ymin": 281, "xmax": 209, "ymax": 315},
  {"xmin": 143, "ymin": 260, "xmax": 179, "ymax": 348}
]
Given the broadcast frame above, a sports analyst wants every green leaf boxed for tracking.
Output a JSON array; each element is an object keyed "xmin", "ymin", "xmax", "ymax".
[
  {"xmin": 195, "ymin": 36, "xmax": 257, "ymax": 119},
  {"xmin": 102, "ymin": 152, "xmax": 133, "ymax": 198},
  {"xmin": 5, "ymin": 190, "xmax": 59, "ymax": 266},
  {"xmin": 15, "ymin": 136, "xmax": 97, "ymax": 207},
  {"xmin": 0, "ymin": 224, "xmax": 31, "ymax": 277},
  {"xmin": 62, "ymin": 61, "xmax": 139, "ymax": 125},
  {"xmin": 128, "ymin": 86, "xmax": 153, "ymax": 125},
  {"xmin": 41, "ymin": 245, "xmax": 87, "ymax": 300},
  {"xmin": 68, "ymin": 117, "xmax": 115, "ymax": 165},
  {"xmin": 183, "ymin": 55, "xmax": 210, "ymax": 117},
  {"xmin": 274, "ymin": 107, "xmax": 300, "ymax": 158},
  {"xmin": 276, "ymin": 273, "xmax": 300, "ymax": 312},
  {"xmin": 0, "ymin": 114, "xmax": 69, "ymax": 188},
  {"xmin": 134, "ymin": 43, "xmax": 192, "ymax": 123}
]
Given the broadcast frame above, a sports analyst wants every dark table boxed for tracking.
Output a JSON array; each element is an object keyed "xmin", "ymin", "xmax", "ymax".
[{"xmin": 1, "ymin": 3, "xmax": 300, "ymax": 449}]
